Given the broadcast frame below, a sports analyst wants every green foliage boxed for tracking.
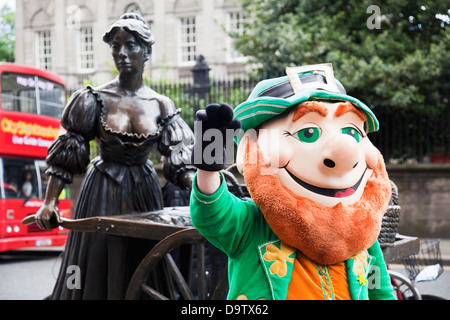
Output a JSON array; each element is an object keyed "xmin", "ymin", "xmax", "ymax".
[
  {"xmin": 233, "ymin": 0, "xmax": 449, "ymax": 115},
  {"xmin": 0, "ymin": 4, "xmax": 15, "ymax": 62}
]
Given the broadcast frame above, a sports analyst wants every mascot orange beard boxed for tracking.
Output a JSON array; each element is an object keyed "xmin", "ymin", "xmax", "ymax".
[{"xmin": 242, "ymin": 131, "xmax": 391, "ymax": 266}]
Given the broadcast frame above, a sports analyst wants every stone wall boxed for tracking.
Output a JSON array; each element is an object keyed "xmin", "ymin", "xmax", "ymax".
[{"xmin": 387, "ymin": 164, "xmax": 450, "ymax": 238}]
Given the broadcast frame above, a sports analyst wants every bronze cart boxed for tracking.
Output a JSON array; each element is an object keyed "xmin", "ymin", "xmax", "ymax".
[{"xmin": 23, "ymin": 206, "xmax": 228, "ymax": 300}]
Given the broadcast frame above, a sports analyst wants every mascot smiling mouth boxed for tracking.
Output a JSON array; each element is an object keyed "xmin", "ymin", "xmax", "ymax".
[{"xmin": 285, "ymin": 167, "xmax": 368, "ymax": 198}]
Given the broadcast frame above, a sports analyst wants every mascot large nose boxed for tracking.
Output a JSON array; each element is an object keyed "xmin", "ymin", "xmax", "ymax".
[{"xmin": 321, "ymin": 134, "xmax": 360, "ymax": 176}]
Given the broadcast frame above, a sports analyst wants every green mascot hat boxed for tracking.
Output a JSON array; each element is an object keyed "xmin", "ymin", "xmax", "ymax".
[{"xmin": 233, "ymin": 63, "xmax": 378, "ymax": 143}]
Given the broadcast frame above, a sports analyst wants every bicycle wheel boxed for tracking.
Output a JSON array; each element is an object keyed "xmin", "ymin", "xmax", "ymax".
[{"xmin": 388, "ymin": 270, "xmax": 422, "ymax": 300}]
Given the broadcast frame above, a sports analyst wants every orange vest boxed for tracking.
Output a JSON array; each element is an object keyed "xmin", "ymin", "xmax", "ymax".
[{"xmin": 286, "ymin": 252, "xmax": 351, "ymax": 300}]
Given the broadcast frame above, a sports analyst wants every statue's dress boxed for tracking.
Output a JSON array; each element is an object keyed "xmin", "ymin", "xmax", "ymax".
[{"xmin": 46, "ymin": 85, "xmax": 194, "ymax": 299}]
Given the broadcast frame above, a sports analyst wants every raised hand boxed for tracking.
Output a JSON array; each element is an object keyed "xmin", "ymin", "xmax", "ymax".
[{"xmin": 191, "ymin": 103, "xmax": 241, "ymax": 172}]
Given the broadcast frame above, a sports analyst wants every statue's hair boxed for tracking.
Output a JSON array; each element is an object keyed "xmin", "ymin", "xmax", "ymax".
[{"xmin": 103, "ymin": 13, "xmax": 155, "ymax": 59}]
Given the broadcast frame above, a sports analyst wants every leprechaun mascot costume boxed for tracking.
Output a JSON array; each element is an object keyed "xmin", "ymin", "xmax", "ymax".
[{"xmin": 189, "ymin": 64, "xmax": 395, "ymax": 300}]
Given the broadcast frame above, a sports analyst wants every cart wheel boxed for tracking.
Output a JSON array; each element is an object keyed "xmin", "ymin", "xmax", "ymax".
[
  {"xmin": 125, "ymin": 228, "xmax": 228, "ymax": 300},
  {"xmin": 388, "ymin": 270, "xmax": 422, "ymax": 300}
]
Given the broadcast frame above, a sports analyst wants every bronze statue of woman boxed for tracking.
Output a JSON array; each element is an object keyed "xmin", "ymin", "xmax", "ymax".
[{"xmin": 35, "ymin": 13, "xmax": 195, "ymax": 299}]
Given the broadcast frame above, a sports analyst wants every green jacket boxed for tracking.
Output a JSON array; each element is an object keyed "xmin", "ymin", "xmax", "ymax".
[{"xmin": 190, "ymin": 173, "xmax": 395, "ymax": 300}]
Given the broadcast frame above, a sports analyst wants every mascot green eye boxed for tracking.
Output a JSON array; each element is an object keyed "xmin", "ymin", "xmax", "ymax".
[
  {"xmin": 297, "ymin": 127, "xmax": 321, "ymax": 143},
  {"xmin": 342, "ymin": 127, "xmax": 361, "ymax": 142}
]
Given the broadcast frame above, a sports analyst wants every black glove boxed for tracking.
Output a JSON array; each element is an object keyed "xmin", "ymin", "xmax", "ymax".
[{"xmin": 191, "ymin": 103, "xmax": 241, "ymax": 171}]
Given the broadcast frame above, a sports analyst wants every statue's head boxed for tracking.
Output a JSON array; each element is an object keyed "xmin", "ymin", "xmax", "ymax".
[{"xmin": 103, "ymin": 13, "xmax": 155, "ymax": 63}]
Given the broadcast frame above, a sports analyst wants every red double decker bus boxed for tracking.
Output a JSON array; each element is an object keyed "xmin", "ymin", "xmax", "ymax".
[{"xmin": 0, "ymin": 63, "xmax": 72, "ymax": 252}]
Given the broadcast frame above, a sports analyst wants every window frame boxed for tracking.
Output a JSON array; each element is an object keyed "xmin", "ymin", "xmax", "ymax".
[
  {"xmin": 35, "ymin": 30, "xmax": 53, "ymax": 70},
  {"xmin": 178, "ymin": 16, "xmax": 197, "ymax": 66},
  {"xmin": 226, "ymin": 11, "xmax": 247, "ymax": 63},
  {"xmin": 77, "ymin": 25, "xmax": 95, "ymax": 73}
]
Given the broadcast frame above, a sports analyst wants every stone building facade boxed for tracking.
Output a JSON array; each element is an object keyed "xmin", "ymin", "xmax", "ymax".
[{"xmin": 15, "ymin": 0, "xmax": 249, "ymax": 89}]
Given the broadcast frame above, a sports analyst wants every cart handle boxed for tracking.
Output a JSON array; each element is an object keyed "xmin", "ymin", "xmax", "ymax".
[{"xmin": 22, "ymin": 214, "xmax": 99, "ymax": 232}]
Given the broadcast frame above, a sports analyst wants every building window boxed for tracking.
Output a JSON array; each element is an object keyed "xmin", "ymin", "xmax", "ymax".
[
  {"xmin": 36, "ymin": 31, "xmax": 52, "ymax": 70},
  {"xmin": 179, "ymin": 16, "xmax": 197, "ymax": 64},
  {"xmin": 79, "ymin": 26, "xmax": 94, "ymax": 71},
  {"xmin": 227, "ymin": 11, "xmax": 246, "ymax": 62}
]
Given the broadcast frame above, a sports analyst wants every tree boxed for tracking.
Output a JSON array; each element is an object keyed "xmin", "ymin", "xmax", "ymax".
[
  {"xmin": 0, "ymin": 4, "xmax": 15, "ymax": 62},
  {"xmin": 232, "ymin": 0, "xmax": 449, "ymax": 115}
]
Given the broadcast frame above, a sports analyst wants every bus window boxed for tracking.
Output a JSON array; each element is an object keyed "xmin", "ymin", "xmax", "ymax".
[
  {"xmin": 18, "ymin": 87, "xmax": 38, "ymax": 114},
  {"xmin": 38, "ymin": 76, "xmax": 65, "ymax": 118},
  {"xmin": 0, "ymin": 72, "xmax": 65, "ymax": 118},
  {"xmin": 36, "ymin": 160, "xmax": 49, "ymax": 200},
  {"xmin": 0, "ymin": 90, "xmax": 15, "ymax": 111},
  {"xmin": 0, "ymin": 158, "xmax": 39, "ymax": 199},
  {"xmin": 1, "ymin": 72, "xmax": 23, "ymax": 112},
  {"xmin": 36, "ymin": 160, "xmax": 71, "ymax": 200}
]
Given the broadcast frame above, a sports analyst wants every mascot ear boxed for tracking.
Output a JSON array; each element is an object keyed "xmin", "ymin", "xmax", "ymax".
[{"xmin": 236, "ymin": 130, "xmax": 257, "ymax": 174}]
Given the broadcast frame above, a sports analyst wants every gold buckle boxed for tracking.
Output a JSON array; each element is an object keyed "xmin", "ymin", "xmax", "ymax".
[{"xmin": 286, "ymin": 63, "xmax": 340, "ymax": 94}]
